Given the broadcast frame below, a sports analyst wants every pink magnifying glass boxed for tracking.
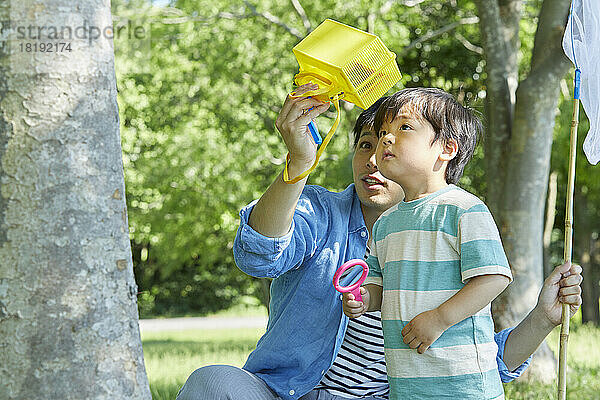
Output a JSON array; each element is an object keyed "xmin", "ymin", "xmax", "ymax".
[{"xmin": 333, "ymin": 259, "xmax": 369, "ymax": 302}]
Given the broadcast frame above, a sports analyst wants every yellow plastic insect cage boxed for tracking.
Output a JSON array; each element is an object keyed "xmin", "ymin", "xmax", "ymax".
[{"xmin": 284, "ymin": 18, "xmax": 401, "ymax": 183}]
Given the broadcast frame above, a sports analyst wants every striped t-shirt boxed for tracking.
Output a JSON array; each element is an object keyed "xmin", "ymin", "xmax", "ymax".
[
  {"xmin": 316, "ymin": 311, "xmax": 389, "ymax": 398},
  {"xmin": 365, "ymin": 184, "xmax": 512, "ymax": 400}
]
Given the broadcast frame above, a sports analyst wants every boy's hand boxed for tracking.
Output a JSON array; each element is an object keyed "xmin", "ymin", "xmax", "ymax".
[
  {"xmin": 401, "ymin": 308, "xmax": 449, "ymax": 354},
  {"xmin": 342, "ymin": 287, "xmax": 370, "ymax": 318},
  {"xmin": 535, "ymin": 262, "xmax": 583, "ymax": 327}
]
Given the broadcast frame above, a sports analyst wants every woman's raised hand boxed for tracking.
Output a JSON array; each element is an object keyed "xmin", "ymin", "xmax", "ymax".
[{"xmin": 275, "ymin": 83, "xmax": 330, "ymax": 170}]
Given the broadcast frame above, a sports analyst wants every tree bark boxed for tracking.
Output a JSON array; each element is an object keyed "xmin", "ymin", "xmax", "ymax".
[
  {"xmin": 0, "ymin": 1, "xmax": 151, "ymax": 399},
  {"xmin": 543, "ymin": 171, "xmax": 558, "ymax": 278},
  {"xmin": 576, "ymin": 191, "xmax": 600, "ymax": 326},
  {"xmin": 475, "ymin": 0, "xmax": 520, "ymax": 215},
  {"xmin": 477, "ymin": 0, "xmax": 572, "ymax": 382},
  {"xmin": 582, "ymin": 238, "xmax": 600, "ymax": 325}
]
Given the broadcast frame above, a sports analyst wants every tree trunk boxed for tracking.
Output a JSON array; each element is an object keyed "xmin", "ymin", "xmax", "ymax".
[
  {"xmin": 543, "ymin": 172, "xmax": 558, "ymax": 278},
  {"xmin": 0, "ymin": 1, "xmax": 151, "ymax": 399},
  {"xmin": 493, "ymin": 63, "xmax": 566, "ymax": 382},
  {"xmin": 582, "ymin": 238, "xmax": 600, "ymax": 325},
  {"xmin": 475, "ymin": 0, "xmax": 519, "ymax": 216},
  {"xmin": 577, "ymin": 191, "xmax": 600, "ymax": 325},
  {"xmin": 477, "ymin": 0, "xmax": 572, "ymax": 382}
]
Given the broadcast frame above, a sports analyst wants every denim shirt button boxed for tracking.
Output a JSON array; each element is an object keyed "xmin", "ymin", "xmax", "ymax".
[
  {"xmin": 289, "ymin": 389, "xmax": 295, "ymax": 396},
  {"xmin": 360, "ymin": 230, "xmax": 367, "ymax": 237}
]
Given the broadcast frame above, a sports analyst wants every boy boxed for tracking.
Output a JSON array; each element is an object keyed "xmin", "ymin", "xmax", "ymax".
[{"xmin": 343, "ymin": 88, "xmax": 512, "ymax": 399}]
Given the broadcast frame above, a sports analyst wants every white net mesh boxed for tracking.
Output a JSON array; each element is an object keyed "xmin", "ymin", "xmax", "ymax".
[{"xmin": 562, "ymin": 0, "xmax": 600, "ymax": 165}]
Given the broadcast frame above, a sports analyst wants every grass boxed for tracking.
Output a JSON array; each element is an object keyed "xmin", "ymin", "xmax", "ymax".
[
  {"xmin": 142, "ymin": 327, "xmax": 266, "ymax": 399},
  {"xmin": 142, "ymin": 323, "xmax": 600, "ymax": 400},
  {"xmin": 140, "ymin": 297, "xmax": 269, "ymax": 320},
  {"xmin": 504, "ymin": 323, "xmax": 600, "ymax": 399},
  {"xmin": 206, "ymin": 301, "xmax": 268, "ymax": 318}
]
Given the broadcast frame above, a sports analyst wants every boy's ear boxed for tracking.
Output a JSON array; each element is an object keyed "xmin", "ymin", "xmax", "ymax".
[{"xmin": 439, "ymin": 139, "xmax": 458, "ymax": 162}]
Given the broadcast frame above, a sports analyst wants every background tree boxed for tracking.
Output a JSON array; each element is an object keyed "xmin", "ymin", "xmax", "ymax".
[
  {"xmin": 475, "ymin": 0, "xmax": 573, "ymax": 380},
  {"xmin": 0, "ymin": 1, "xmax": 150, "ymax": 398}
]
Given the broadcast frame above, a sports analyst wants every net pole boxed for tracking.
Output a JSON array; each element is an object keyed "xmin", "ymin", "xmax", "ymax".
[{"xmin": 558, "ymin": 67, "xmax": 580, "ymax": 400}]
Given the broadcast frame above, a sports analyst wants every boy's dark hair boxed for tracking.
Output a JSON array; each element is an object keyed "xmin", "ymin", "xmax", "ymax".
[
  {"xmin": 352, "ymin": 96, "xmax": 388, "ymax": 148},
  {"xmin": 373, "ymin": 87, "xmax": 483, "ymax": 184}
]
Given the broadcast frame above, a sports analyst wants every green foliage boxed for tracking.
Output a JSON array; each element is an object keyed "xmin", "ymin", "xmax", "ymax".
[{"xmin": 113, "ymin": 0, "xmax": 501, "ymax": 316}]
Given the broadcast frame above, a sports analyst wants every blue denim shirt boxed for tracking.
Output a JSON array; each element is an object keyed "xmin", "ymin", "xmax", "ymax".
[
  {"xmin": 233, "ymin": 184, "xmax": 530, "ymax": 400},
  {"xmin": 495, "ymin": 327, "xmax": 532, "ymax": 383}
]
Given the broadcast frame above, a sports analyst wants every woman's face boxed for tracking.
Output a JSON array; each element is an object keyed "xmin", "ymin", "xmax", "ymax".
[{"xmin": 352, "ymin": 126, "xmax": 404, "ymax": 214}]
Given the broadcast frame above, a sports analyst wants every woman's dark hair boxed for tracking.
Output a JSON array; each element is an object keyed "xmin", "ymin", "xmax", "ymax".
[{"xmin": 352, "ymin": 96, "xmax": 389, "ymax": 148}]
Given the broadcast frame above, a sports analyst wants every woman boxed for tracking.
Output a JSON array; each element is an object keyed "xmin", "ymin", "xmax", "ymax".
[{"xmin": 177, "ymin": 84, "xmax": 583, "ymax": 400}]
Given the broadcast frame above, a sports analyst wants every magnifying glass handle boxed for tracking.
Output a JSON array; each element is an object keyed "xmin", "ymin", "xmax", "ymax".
[{"xmin": 351, "ymin": 287, "xmax": 363, "ymax": 303}]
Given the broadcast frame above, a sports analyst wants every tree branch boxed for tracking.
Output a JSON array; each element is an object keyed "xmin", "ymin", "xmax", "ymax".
[
  {"xmin": 158, "ymin": 3, "xmax": 304, "ymax": 40},
  {"xmin": 520, "ymin": 0, "xmax": 570, "ymax": 97},
  {"xmin": 529, "ymin": 0, "xmax": 571, "ymax": 72},
  {"xmin": 455, "ymin": 32, "xmax": 483, "ymax": 54},
  {"xmin": 380, "ymin": 1, "xmax": 396, "ymax": 14},
  {"xmin": 158, "ymin": 6, "xmax": 247, "ymax": 25},
  {"xmin": 367, "ymin": 13, "xmax": 376, "ymax": 33},
  {"xmin": 290, "ymin": 0, "xmax": 311, "ymax": 32},
  {"xmin": 244, "ymin": 1, "xmax": 303, "ymax": 39},
  {"xmin": 520, "ymin": 49, "xmax": 570, "ymax": 98},
  {"xmin": 160, "ymin": 11, "xmax": 243, "ymax": 25},
  {"xmin": 402, "ymin": 0, "xmax": 427, "ymax": 7},
  {"xmin": 402, "ymin": 16, "xmax": 479, "ymax": 53}
]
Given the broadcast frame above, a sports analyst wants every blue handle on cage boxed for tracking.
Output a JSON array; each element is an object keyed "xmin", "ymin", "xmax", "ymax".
[{"xmin": 308, "ymin": 120, "xmax": 322, "ymax": 145}]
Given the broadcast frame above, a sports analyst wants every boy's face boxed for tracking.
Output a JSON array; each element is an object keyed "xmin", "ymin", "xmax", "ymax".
[
  {"xmin": 352, "ymin": 127, "xmax": 404, "ymax": 213},
  {"xmin": 375, "ymin": 104, "xmax": 445, "ymax": 189}
]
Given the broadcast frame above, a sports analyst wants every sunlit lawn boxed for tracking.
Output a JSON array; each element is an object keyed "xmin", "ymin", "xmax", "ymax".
[
  {"xmin": 142, "ymin": 323, "xmax": 600, "ymax": 400},
  {"xmin": 504, "ymin": 323, "xmax": 600, "ymax": 399},
  {"xmin": 142, "ymin": 327, "xmax": 265, "ymax": 399}
]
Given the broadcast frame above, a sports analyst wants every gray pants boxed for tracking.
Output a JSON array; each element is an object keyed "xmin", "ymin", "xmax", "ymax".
[{"xmin": 176, "ymin": 364, "xmax": 386, "ymax": 400}]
